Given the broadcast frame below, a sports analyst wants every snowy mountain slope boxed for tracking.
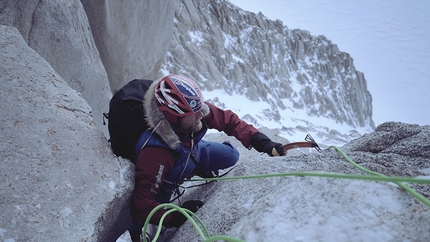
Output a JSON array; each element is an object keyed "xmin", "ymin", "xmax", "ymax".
[
  {"xmin": 159, "ymin": 0, "xmax": 375, "ymax": 146},
  {"xmin": 229, "ymin": 0, "xmax": 430, "ymax": 127}
]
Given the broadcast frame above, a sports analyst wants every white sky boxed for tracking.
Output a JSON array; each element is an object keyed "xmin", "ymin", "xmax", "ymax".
[{"xmin": 229, "ymin": 0, "xmax": 430, "ymax": 126}]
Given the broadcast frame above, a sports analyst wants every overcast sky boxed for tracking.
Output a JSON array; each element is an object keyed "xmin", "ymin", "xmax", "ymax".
[{"xmin": 229, "ymin": 0, "xmax": 430, "ymax": 127}]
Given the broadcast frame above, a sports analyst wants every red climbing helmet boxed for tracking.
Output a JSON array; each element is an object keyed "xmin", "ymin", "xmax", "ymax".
[{"xmin": 155, "ymin": 75, "xmax": 204, "ymax": 117}]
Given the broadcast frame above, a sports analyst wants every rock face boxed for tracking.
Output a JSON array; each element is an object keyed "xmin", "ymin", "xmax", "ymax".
[
  {"xmin": 165, "ymin": 122, "xmax": 430, "ymax": 242},
  {"xmin": 0, "ymin": 25, "xmax": 134, "ymax": 242},
  {"xmin": 0, "ymin": 0, "xmax": 112, "ymax": 134},
  {"xmin": 80, "ymin": 0, "xmax": 175, "ymax": 92},
  {"xmin": 160, "ymin": 0, "xmax": 374, "ymax": 130}
]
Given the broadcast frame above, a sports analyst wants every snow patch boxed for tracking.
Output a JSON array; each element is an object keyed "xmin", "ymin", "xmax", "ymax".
[{"xmin": 109, "ymin": 180, "xmax": 116, "ymax": 190}]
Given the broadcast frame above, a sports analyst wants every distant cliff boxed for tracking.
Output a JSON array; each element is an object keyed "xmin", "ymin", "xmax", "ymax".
[{"xmin": 160, "ymin": 0, "xmax": 374, "ymax": 131}]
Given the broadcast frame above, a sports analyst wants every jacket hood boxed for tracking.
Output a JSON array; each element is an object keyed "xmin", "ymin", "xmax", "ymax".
[{"xmin": 143, "ymin": 78, "xmax": 210, "ymax": 149}]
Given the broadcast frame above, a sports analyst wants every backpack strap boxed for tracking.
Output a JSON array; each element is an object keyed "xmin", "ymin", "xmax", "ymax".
[{"xmin": 138, "ymin": 119, "xmax": 164, "ymax": 152}]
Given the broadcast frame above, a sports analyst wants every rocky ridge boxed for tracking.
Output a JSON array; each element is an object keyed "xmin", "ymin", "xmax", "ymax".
[{"xmin": 161, "ymin": 0, "xmax": 374, "ymax": 132}]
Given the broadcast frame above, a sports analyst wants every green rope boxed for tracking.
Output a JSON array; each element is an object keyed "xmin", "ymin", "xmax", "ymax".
[
  {"xmin": 187, "ymin": 172, "xmax": 430, "ymax": 184},
  {"xmin": 142, "ymin": 145, "xmax": 430, "ymax": 241},
  {"xmin": 142, "ymin": 203, "xmax": 244, "ymax": 242},
  {"xmin": 329, "ymin": 145, "xmax": 430, "ymax": 207}
]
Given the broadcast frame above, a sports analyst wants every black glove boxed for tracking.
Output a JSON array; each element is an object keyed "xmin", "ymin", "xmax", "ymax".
[
  {"xmin": 250, "ymin": 132, "xmax": 285, "ymax": 156},
  {"xmin": 165, "ymin": 200, "xmax": 203, "ymax": 228}
]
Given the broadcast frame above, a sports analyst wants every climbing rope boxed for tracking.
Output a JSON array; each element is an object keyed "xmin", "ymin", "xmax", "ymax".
[
  {"xmin": 142, "ymin": 146, "xmax": 430, "ymax": 241},
  {"xmin": 188, "ymin": 171, "xmax": 430, "ymax": 184},
  {"xmin": 142, "ymin": 203, "xmax": 244, "ymax": 242},
  {"xmin": 329, "ymin": 145, "xmax": 430, "ymax": 207}
]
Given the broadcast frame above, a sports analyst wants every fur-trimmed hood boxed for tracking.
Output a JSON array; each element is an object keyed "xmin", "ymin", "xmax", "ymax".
[{"xmin": 143, "ymin": 78, "xmax": 210, "ymax": 150}]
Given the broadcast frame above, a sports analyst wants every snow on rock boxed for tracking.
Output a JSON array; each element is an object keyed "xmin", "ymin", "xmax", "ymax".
[
  {"xmin": 0, "ymin": 25, "xmax": 134, "ymax": 242},
  {"xmin": 161, "ymin": 0, "xmax": 375, "ymax": 136}
]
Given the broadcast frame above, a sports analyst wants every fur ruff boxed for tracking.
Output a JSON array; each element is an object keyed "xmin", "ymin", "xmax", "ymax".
[{"xmin": 143, "ymin": 78, "xmax": 210, "ymax": 149}]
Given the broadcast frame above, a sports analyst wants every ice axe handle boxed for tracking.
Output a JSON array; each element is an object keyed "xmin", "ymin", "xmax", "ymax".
[{"xmin": 281, "ymin": 134, "xmax": 322, "ymax": 153}]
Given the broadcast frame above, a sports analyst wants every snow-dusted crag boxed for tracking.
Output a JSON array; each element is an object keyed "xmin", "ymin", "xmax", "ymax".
[{"xmin": 161, "ymin": 0, "xmax": 374, "ymax": 139}]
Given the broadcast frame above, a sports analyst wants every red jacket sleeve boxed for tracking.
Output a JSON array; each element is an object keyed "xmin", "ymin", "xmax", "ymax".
[
  {"xmin": 203, "ymin": 102, "xmax": 259, "ymax": 148},
  {"xmin": 130, "ymin": 146, "xmax": 176, "ymax": 225}
]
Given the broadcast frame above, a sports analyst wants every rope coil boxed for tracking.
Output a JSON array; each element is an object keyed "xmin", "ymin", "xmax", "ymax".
[{"xmin": 142, "ymin": 203, "xmax": 244, "ymax": 242}]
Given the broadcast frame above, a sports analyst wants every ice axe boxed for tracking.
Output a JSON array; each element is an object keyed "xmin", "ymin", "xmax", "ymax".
[{"xmin": 281, "ymin": 134, "xmax": 322, "ymax": 153}]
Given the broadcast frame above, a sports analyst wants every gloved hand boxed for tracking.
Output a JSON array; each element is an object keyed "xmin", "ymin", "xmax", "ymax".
[
  {"xmin": 250, "ymin": 132, "xmax": 286, "ymax": 156},
  {"xmin": 165, "ymin": 200, "xmax": 204, "ymax": 228}
]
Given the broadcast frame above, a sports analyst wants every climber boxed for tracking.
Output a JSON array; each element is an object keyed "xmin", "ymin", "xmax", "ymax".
[{"xmin": 128, "ymin": 74, "xmax": 285, "ymax": 241}]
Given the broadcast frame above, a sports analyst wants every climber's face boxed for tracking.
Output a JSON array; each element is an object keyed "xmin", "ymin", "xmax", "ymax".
[{"xmin": 178, "ymin": 111, "xmax": 204, "ymax": 132}]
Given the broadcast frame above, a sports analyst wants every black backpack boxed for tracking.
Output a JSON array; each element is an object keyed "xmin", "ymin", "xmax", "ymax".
[{"xmin": 103, "ymin": 79, "xmax": 153, "ymax": 163}]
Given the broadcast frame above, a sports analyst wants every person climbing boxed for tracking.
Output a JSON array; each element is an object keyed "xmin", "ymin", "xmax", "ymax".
[{"xmin": 128, "ymin": 74, "xmax": 285, "ymax": 241}]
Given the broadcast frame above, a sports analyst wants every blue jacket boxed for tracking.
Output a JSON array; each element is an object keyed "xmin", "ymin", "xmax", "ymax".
[{"xmin": 135, "ymin": 123, "xmax": 208, "ymax": 202}]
